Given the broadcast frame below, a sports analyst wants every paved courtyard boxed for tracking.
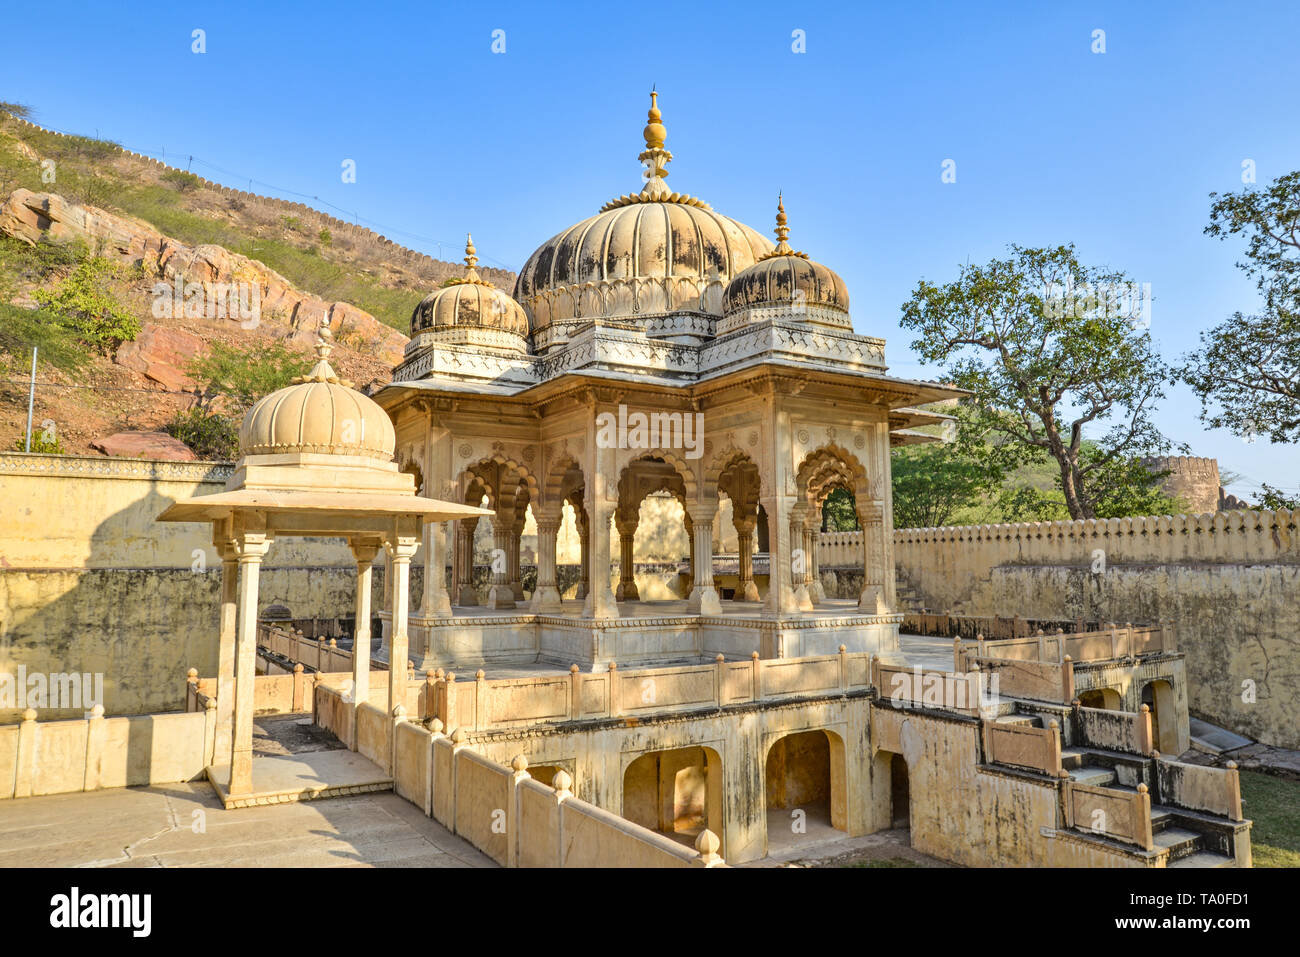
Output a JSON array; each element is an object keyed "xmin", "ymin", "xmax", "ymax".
[{"xmin": 0, "ymin": 782, "xmax": 494, "ymax": 868}]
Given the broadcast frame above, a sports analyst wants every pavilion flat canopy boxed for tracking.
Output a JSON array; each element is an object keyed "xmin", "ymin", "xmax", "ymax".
[{"xmin": 157, "ymin": 489, "xmax": 491, "ymax": 526}]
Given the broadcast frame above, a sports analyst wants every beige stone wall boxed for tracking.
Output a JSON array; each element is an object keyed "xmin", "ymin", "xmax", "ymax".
[
  {"xmin": 894, "ymin": 511, "xmax": 1300, "ymax": 749},
  {"xmin": 0, "ymin": 453, "xmax": 363, "ymax": 720}
]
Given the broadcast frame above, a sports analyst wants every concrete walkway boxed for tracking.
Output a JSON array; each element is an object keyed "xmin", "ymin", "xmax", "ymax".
[
  {"xmin": 0, "ymin": 782, "xmax": 494, "ymax": 868},
  {"xmin": 897, "ymin": 632, "xmax": 956, "ymax": 671}
]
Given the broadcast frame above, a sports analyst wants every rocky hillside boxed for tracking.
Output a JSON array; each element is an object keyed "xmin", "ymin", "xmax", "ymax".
[
  {"xmin": 0, "ymin": 108, "xmax": 517, "ymax": 459},
  {"xmin": 0, "ymin": 111, "xmax": 514, "ymax": 326}
]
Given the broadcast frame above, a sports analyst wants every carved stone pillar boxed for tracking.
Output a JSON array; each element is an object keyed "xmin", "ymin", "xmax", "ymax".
[
  {"xmin": 581, "ymin": 497, "xmax": 618, "ymax": 620},
  {"xmin": 856, "ymin": 494, "xmax": 888, "ymax": 615},
  {"xmin": 420, "ymin": 519, "xmax": 451, "ymax": 619},
  {"xmin": 350, "ymin": 540, "xmax": 380, "ymax": 724},
  {"xmin": 213, "ymin": 527, "xmax": 238, "ymax": 766},
  {"xmin": 486, "ymin": 509, "xmax": 517, "ymax": 611},
  {"xmin": 733, "ymin": 518, "xmax": 759, "ymax": 602},
  {"xmin": 685, "ymin": 511, "xmax": 696, "ymax": 583},
  {"xmin": 791, "ymin": 508, "xmax": 814, "ymax": 612},
  {"xmin": 455, "ymin": 518, "xmax": 479, "ymax": 607},
  {"xmin": 229, "ymin": 528, "xmax": 272, "ymax": 798},
  {"xmin": 686, "ymin": 508, "xmax": 722, "ymax": 615},
  {"xmin": 530, "ymin": 512, "xmax": 563, "ymax": 613},
  {"xmin": 808, "ymin": 523, "xmax": 826, "ymax": 603},
  {"xmin": 761, "ymin": 494, "xmax": 801, "ymax": 618},
  {"xmin": 386, "ymin": 534, "xmax": 419, "ymax": 713},
  {"xmin": 509, "ymin": 509, "xmax": 526, "ymax": 601},
  {"xmin": 614, "ymin": 514, "xmax": 640, "ymax": 602}
]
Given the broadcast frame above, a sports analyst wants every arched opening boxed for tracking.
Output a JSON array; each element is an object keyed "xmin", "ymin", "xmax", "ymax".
[
  {"xmin": 622, "ymin": 746, "xmax": 723, "ymax": 847},
  {"xmin": 795, "ymin": 445, "xmax": 878, "ymax": 612},
  {"xmin": 452, "ymin": 458, "xmax": 539, "ymax": 610},
  {"xmin": 1078, "ymin": 687, "xmax": 1123, "ymax": 710},
  {"xmin": 556, "ymin": 498, "xmax": 584, "ymax": 600},
  {"xmin": 632, "ymin": 491, "xmax": 688, "ymax": 601},
  {"xmin": 713, "ymin": 451, "xmax": 762, "ymax": 603},
  {"xmin": 613, "ymin": 456, "xmax": 691, "ymax": 608},
  {"xmin": 1142, "ymin": 680, "xmax": 1178, "ymax": 754},
  {"xmin": 764, "ymin": 729, "xmax": 847, "ymax": 854},
  {"xmin": 873, "ymin": 749, "xmax": 911, "ymax": 832}
]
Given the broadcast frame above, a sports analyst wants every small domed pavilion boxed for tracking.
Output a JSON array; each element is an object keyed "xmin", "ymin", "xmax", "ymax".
[{"xmin": 158, "ymin": 328, "xmax": 487, "ymax": 804}]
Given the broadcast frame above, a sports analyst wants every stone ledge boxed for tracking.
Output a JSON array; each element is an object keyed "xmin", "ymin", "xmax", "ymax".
[{"xmin": 0, "ymin": 451, "xmax": 232, "ymax": 483}]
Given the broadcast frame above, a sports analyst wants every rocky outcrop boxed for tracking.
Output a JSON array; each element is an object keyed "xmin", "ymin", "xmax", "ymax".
[
  {"xmin": 0, "ymin": 188, "xmax": 409, "ymax": 366},
  {"xmin": 113, "ymin": 323, "xmax": 204, "ymax": 391},
  {"xmin": 89, "ymin": 432, "xmax": 197, "ymax": 460}
]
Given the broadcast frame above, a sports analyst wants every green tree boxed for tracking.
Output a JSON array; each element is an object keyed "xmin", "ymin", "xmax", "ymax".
[
  {"xmin": 820, "ymin": 487, "xmax": 859, "ymax": 531},
  {"xmin": 1256, "ymin": 484, "xmax": 1299, "ymax": 510},
  {"xmin": 170, "ymin": 341, "xmax": 312, "ymax": 460},
  {"xmin": 890, "ymin": 403, "xmax": 1017, "ymax": 527},
  {"xmin": 900, "ymin": 244, "xmax": 1177, "ymax": 520},
  {"xmin": 1182, "ymin": 171, "xmax": 1300, "ymax": 443},
  {"xmin": 32, "ymin": 255, "xmax": 140, "ymax": 354},
  {"xmin": 188, "ymin": 341, "xmax": 312, "ymax": 412},
  {"xmin": 166, "ymin": 406, "xmax": 240, "ymax": 460}
]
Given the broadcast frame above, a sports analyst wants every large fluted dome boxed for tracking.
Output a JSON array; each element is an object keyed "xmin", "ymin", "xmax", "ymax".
[
  {"xmin": 240, "ymin": 329, "xmax": 396, "ymax": 461},
  {"xmin": 513, "ymin": 93, "xmax": 773, "ymax": 340},
  {"xmin": 411, "ymin": 234, "xmax": 530, "ymax": 351}
]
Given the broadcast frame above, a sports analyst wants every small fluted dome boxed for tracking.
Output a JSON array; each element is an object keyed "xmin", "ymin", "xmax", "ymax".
[
  {"xmin": 410, "ymin": 235, "xmax": 530, "ymax": 345},
  {"xmin": 240, "ymin": 329, "xmax": 396, "ymax": 461},
  {"xmin": 513, "ymin": 93, "xmax": 773, "ymax": 338},
  {"xmin": 723, "ymin": 197, "xmax": 849, "ymax": 317}
]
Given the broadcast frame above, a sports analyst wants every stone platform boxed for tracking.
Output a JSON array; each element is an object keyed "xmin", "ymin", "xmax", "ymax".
[
  {"xmin": 207, "ymin": 750, "xmax": 392, "ymax": 810},
  {"xmin": 387, "ymin": 598, "xmax": 902, "ymax": 671}
]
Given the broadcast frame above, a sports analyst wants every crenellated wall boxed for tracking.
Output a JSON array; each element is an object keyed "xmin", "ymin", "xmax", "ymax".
[{"xmin": 889, "ymin": 511, "xmax": 1300, "ymax": 749}]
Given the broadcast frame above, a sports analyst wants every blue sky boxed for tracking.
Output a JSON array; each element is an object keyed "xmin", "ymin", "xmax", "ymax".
[{"xmin": 3, "ymin": 0, "xmax": 1297, "ymax": 496}]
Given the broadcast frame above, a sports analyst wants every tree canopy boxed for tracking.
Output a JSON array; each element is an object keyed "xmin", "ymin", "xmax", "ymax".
[
  {"xmin": 1182, "ymin": 171, "xmax": 1300, "ymax": 444},
  {"xmin": 899, "ymin": 244, "xmax": 1178, "ymax": 520}
]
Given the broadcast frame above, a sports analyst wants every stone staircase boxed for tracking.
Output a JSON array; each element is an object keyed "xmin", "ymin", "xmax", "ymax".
[
  {"xmin": 989, "ymin": 713, "xmax": 1243, "ymax": 866},
  {"xmin": 893, "ymin": 568, "xmax": 925, "ymax": 613}
]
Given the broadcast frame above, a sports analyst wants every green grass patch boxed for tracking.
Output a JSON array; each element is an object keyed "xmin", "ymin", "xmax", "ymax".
[
  {"xmin": 0, "ymin": 303, "xmax": 88, "ymax": 373},
  {"xmin": 1240, "ymin": 770, "xmax": 1300, "ymax": 868},
  {"xmin": 112, "ymin": 184, "xmax": 421, "ymax": 331},
  {"xmin": 2, "ymin": 122, "xmax": 425, "ymax": 333}
]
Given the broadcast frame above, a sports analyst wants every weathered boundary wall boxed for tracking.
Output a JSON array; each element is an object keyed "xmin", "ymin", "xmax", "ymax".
[
  {"xmin": 892, "ymin": 512, "xmax": 1300, "ymax": 749},
  {"xmin": 0, "ymin": 453, "xmax": 366, "ymax": 720}
]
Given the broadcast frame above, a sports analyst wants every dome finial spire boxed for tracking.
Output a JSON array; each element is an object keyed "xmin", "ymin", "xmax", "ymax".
[
  {"xmin": 293, "ymin": 324, "xmax": 351, "ymax": 387},
  {"xmin": 639, "ymin": 89, "xmax": 672, "ymax": 198},
  {"xmin": 772, "ymin": 193, "xmax": 793, "ymax": 255},
  {"xmin": 758, "ymin": 193, "xmax": 809, "ymax": 262},
  {"xmin": 463, "ymin": 232, "xmax": 483, "ymax": 283}
]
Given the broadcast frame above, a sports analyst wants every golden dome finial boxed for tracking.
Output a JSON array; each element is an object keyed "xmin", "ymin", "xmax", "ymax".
[
  {"xmin": 638, "ymin": 89, "xmax": 672, "ymax": 197},
  {"xmin": 292, "ymin": 325, "xmax": 352, "ymax": 387},
  {"xmin": 461, "ymin": 231, "xmax": 487, "ymax": 284},
  {"xmin": 644, "ymin": 89, "xmax": 666, "ymax": 150},
  {"xmin": 775, "ymin": 193, "xmax": 790, "ymax": 247},
  {"xmin": 758, "ymin": 193, "xmax": 808, "ymax": 261}
]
